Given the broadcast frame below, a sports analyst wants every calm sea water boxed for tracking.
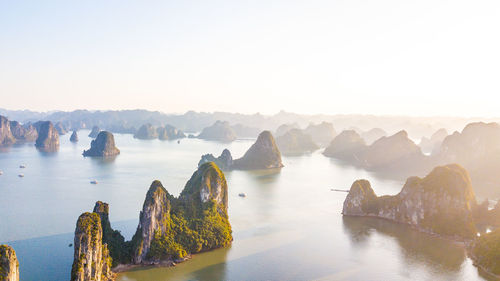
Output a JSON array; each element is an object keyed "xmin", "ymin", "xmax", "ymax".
[{"xmin": 0, "ymin": 131, "xmax": 491, "ymax": 281}]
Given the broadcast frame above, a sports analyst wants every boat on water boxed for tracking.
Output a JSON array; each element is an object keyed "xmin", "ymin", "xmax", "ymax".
[
  {"xmin": 238, "ymin": 193, "xmax": 246, "ymax": 197},
  {"xmin": 90, "ymin": 180, "xmax": 98, "ymax": 184},
  {"xmin": 18, "ymin": 174, "xmax": 24, "ymax": 178},
  {"xmin": 19, "ymin": 164, "xmax": 26, "ymax": 168}
]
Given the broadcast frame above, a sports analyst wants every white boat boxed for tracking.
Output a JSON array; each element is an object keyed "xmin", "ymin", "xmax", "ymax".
[
  {"xmin": 238, "ymin": 193, "xmax": 246, "ymax": 197},
  {"xmin": 19, "ymin": 164, "xmax": 26, "ymax": 168},
  {"xmin": 90, "ymin": 180, "xmax": 98, "ymax": 184},
  {"xmin": 18, "ymin": 174, "xmax": 24, "ymax": 178}
]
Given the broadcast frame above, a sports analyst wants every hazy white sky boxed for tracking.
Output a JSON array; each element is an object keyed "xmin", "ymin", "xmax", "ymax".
[{"xmin": 1, "ymin": 0, "xmax": 499, "ymax": 116}]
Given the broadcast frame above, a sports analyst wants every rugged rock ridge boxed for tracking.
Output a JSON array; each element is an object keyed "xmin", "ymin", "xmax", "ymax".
[
  {"xmin": 303, "ymin": 122, "xmax": 336, "ymax": 147},
  {"xmin": 0, "ymin": 116, "xmax": 16, "ymax": 146},
  {"xmin": 342, "ymin": 164, "xmax": 477, "ymax": 238},
  {"xmin": 10, "ymin": 121, "xmax": 38, "ymax": 142},
  {"xmin": 157, "ymin": 125, "xmax": 185, "ymax": 140},
  {"xmin": 34, "ymin": 121, "xmax": 60, "ymax": 151},
  {"xmin": 0, "ymin": 245, "xmax": 19, "ymax": 281},
  {"xmin": 83, "ymin": 131, "xmax": 120, "ymax": 157},
  {"xmin": 360, "ymin": 128, "xmax": 387, "ymax": 145},
  {"xmin": 71, "ymin": 212, "xmax": 115, "ymax": 281},
  {"xmin": 275, "ymin": 123, "xmax": 300, "ymax": 137},
  {"xmin": 134, "ymin": 124, "xmax": 158, "ymax": 140},
  {"xmin": 70, "ymin": 130, "xmax": 79, "ymax": 142},
  {"xmin": 197, "ymin": 121, "xmax": 237, "ymax": 142},
  {"xmin": 54, "ymin": 121, "xmax": 68, "ymax": 135},
  {"xmin": 88, "ymin": 126, "xmax": 101, "ymax": 138},
  {"xmin": 276, "ymin": 128, "xmax": 319, "ymax": 155},
  {"xmin": 419, "ymin": 128, "xmax": 448, "ymax": 154},
  {"xmin": 323, "ymin": 130, "xmax": 366, "ymax": 161},
  {"xmin": 198, "ymin": 149, "xmax": 233, "ymax": 170},
  {"xmin": 232, "ymin": 131, "xmax": 283, "ymax": 170}
]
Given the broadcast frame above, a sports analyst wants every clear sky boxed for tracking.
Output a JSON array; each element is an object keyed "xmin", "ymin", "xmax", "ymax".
[{"xmin": 1, "ymin": 0, "xmax": 499, "ymax": 116}]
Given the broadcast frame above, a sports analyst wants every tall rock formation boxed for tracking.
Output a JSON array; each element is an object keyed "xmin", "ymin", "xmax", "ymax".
[
  {"xmin": 156, "ymin": 125, "xmax": 185, "ymax": 140},
  {"xmin": 83, "ymin": 131, "xmax": 120, "ymax": 157},
  {"xmin": 232, "ymin": 131, "xmax": 283, "ymax": 170},
  {"xmin": 0, "ymin": 245, "xmax": 19, "ymax": 281},
  {"xmin": 198, "ymin": 149, "xmax": 233, "ymax": 170},
  {"xmin": 70, "ymin": 212, "xmax": 115, "ymax": 281},
  {"xmin": 70, "ymin": 130, "xmax": 79, "ymax": 142},
  {"xmin": 323, "ymin": 130, "xmax": 366, "ymax": 161},
  {"xmin": 9, "ymin": 121, "xmax": 38, "ymax": 142},
  {"xmin": 88, "ymin": 126, "xmax": 101, "ymax": 138},
  {"xmin": 342, "ymin": 164, "xmax": 477, "ymax": 238},
  {"xmin": 419, "ymin": 128, "xmax": 448, "ymax": 154},
  {"xmin": 360, "ymin": 128, "xmax": 387, "ymax": 145},
  {"xmin": 276, "ymin": 128, "xmax": 319, "ymax": 155},
  {"xmin": 0, "ymin": 116, "xmax": 16, "ymax": 146},
  {"xmin": 134, "ymin": 124, "xmax": 158, "ymax": 140},
  {"xmin": 197, "ymin": 121, "xmax": 237, "ymax": 142},
  {"xmin": 275, "ymin": 123, "xmax": 300, "ymax": 137},
  {"xmin": 303, "ymin": 122, "xmax": 336, "ymax": 147},
  {"xmin": 34, "ymin": 121, "xmax": 59, "ymax": 151},
  {"xmin": 54, "ymin": 122, "xmax": 68, "ymax": 135}
]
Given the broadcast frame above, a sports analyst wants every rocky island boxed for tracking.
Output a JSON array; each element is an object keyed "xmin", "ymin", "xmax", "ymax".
[
  {"xmin": 360, "ymin": 128, "xmax": 387, "ymax": 145},
  {"xmin": 0, "ymin": 245, "xmax": 19, "ymax": 281},
  {"xmin": 71, "ymin": 162, "xmax": 232, "ymax": 278},
  {"xmin": 342, "ymin": 164, "xmax": 477, "ymax": 238},
  {"xmin": 0, "ymin": 116, "xmax": 16, "ymax": 146},
  {"xmin": 199, "ymin": 149, "xmax": 233, "ymax": 170},
  {"xmin": 134, "ymin": 123, "xmax": 158, "ymax": 139},
  {"xmin": 9, "ymin": 121, "xmax": 38, "ymax": 142},
  {"xmin": 197, "ymin": 121, "xmax": 237, "ymax": 142},
  {"xmin": 276, "ymin": 128, "xmax": 319, "ymax": 155},
  {"xmin": 83, "ymin": 131, "xmax": 120, "ymax": 157},
  {"xmin": 323, "ymin": 130, "xmax": 366, "ymax": 161},
  {"xmin": 70, "ymin": 130, "xmax": 78, "ymax": 142},
  {"xmin": 157, "ymin": 124, "xmax": 185, "ymax": 140},
  {"xmin": 34, "ymin": 121, "xmax": 60, "ymax": 151},
  {"xmin": 303, "ymin": 122, "xmax": 336, "ymax": 147},
  {"xmin": 88, "ymin": 126, "xmax": 101, "ymax": 138}
]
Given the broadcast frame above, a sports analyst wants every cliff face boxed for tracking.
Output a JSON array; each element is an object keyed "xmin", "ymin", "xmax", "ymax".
[
  {"xmin": 70, "ymin": 131, "xmax": 79, "ymax": 142},
  {"xmin": 83, "ymin": 131, "xmax": 120, "ymax": 157},
  {"xmin": 360, "ymin": 128, "xmax": 387, "ymax": 145},
  {"xmin": 0, "ymin": 116, "xmax": 16, "ymax": 146},
  {"xmin": 157, "ymin": 125, "xmax": 185, "ymax": 140},
  {"xmin": 323, "ymin": 130, "xmax": 366, "ymax": 161},
  {"xmin": 10, "ymin": 121, "xmax": 38, "ymax": 142},
  {"xmin": 134, "ymin": 124, "xmax": 158, "ymax": 140},
  {"xmin": 276, "ymin": 128, "xmax": 319, "ymax": 156},
  {"xmin": 303, "ymin": 122, "xmax": 336, "ymax": 147},
  {"xmin": 198, "ymin": 121, "xmax": 237, "ymax": 142},
  {"xmin": 419, "ymin": 128, "xmax": 448, "ymax": 154},
  {"xmin": 198, "ymin": 149, "xmax": 233, "ymax": 170},
  {"xmin": 0, "ymin": 245, "xmax": 19, "ymax": 281},
  {"xmin": 88, "ymin": 126, "xmax": 101, "ymax": 138},
  {"xmin": 71, "ymin": 212, "xmax": 115, "ymax": 281},
  {"xmin": 34, "ymin": 121, "xmax": 60, "ymax": 151},
  {"xmin": 54, "ymin": 122, "xmax": 68, "ymax": 135},
  {"xmin": 275, "ymin": 123, "xmax": 299, "ymax": 137},
  {"xmin": 232, "ymin": 131, "xmax": 283, "ymax": 170},
  {"xmin": 343, "ymin": 164, "xmax": 477, "ymax": 238},
  {"xmin": 132, "ymin": 181, "xmax": 171, "ymax": 264}
]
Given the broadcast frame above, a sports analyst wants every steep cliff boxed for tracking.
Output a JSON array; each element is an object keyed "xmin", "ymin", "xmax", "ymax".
[
  {"xmin": 198, "ymin": 149, "xmax": 233, "ymax": 170},
  {"xmin": 342, "ymin": 164, "xmax": 477, "ymax": 238},
  {"xmin": 70, "ymin": 130, "xmax": 79, "ymax": 142},
  {"xmin": 197, "ymin": 121, "xmax": 237, "ymax": 142},
  {"xmin": 34, "ymin": 121, "xmax": 60, "ymax": 151},
  {"xmin": 9, "ymin": 121, "xmax": 37, "ymax": 142},
  {"xmin": 419, "ymin": 128, "xmax": 448, "ymax": 154},
  {"xmin": 232, "ymin": 131, "xmax": 283, "ymax": 170},
  {"xmin": 83, "ymin": 131, "xmax": 120, "ymax": 157},
  {"xmin": 88, "ymin": 126, "xmax": 101, "ymax": 138},
  {"xmin": 0, "ymin": 116, "xmax": 16, "ymax": 146},
  {"xmin": 157, "ymin": 125, "xmax": 185, "ymax": 140},
  {"xmin": 0, "ymin": 245, "xmax": 19, "ymax": 281},
  {"xmin": 276, "ymin": 128, "xmax": 319, "ymax": 155},
  {"xmin": 323, "ymin": 130, "xmax": 366, "ymax": 161},
  {"xmin": 134, "ymin": 124, "xmax": 158, "ymax": 140},
  {"xmin": 54, "ymin": 121, "xmax": 68, "ymax": 135},
  {"xmin": 71, "ymin": 212, "xmax": 115, "ymax": 281}
]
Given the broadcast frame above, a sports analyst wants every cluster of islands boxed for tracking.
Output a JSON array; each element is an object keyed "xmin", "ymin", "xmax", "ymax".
[{"xmin": 3, "ymin": 110, "xmax": 500, "ymax": 280}]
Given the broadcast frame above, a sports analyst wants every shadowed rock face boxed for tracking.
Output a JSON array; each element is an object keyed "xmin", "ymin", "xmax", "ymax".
[
  {"xmin": 9, "ymin": 121, "xmax": 38, "ymax": 142},
  {"xmin": 34, "ymin": 121, "xmax": 60, "ymax": 150},
  {"xmin": 303, "ymin": 122, "xmax": 336, "ymax": 147},
  {"xmin": 54, "ymin": 122, "xmax": 68, "ymax": 135},
  {"xmin": 70, "ymin": 130, "xmax": 78, "ymax": 142},
  {"xmin": 83, "ymin": 131, "xmax": 120, "ymax": 157},
  {"xmin": 276, "ymin": 128, "xmax": 319, "ymax": 155},
  {"xmin": 198, "ymin": 149, "xmax": 233, "ymax": 170},
  {"xmin": 343, "ymin": 164, "xmax": 477, "ymax": 238},
  {"xmin": 134, "ymin": 124, "xmax": 158, "ymax": 140},
  {"xmin": 360, "ymin": 128, "xmax": 387, "ymax": 145},
  {"xmin": 232, "ymin": 131, "xmax": 283, "ymax": 170},
  {"xmin": 88, "ymin": 126, "xmax": 101, "ymax": 138},
  {"xmin": 157, "ymin": 125, "xmax": 185, "ymax": 140},
  {"xmin": 0, "ymin": 116, "xmax": 16, "ymax": 146},
  {"xmin": 71, "ymin": 212, "xmax": 115, "ymax": 281},
  {"xmin": 0, "ymin": 245, "xmax": 19, "ymax": 281},
  {"xmin": 198, "ymin": 121, "xmax": 237, "ymax": 142},
  {"xmin": 275, "ymin": 123, "xmax": 300, "ymax": 137}
]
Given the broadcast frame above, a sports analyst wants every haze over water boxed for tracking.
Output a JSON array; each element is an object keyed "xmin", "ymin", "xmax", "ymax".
[{"xmin": 0, "ymin": 132, "xmax": 490, "ymax": 280}]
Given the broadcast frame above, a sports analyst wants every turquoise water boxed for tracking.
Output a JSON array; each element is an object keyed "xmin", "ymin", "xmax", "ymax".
[{"xmin": 0, "ymin": 132, "xmax": 490, "ymax": 280}]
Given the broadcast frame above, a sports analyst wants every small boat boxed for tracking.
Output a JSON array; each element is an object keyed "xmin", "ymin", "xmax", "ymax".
[
  {"xmin": 90, "ymin": 180, "xmax": 98, "ymax": 184},
  {"xmin": 238, "ymin": 193, "xmax": 246, "ymax": 197},
  {"xmin": 18, "ymin": 174, "xmax": 24, "ymax": 178},
  {"xmin": 177, "ymin": 140, "xmax": 180, "ymax": 144},
  {"xmin": 0, "ymin": 171, "xmax": 3, "ymax": 175},
  {"xmin": 19, "ymin": 164, "xmax": 26, "ymax": 168},
  {"xmin": 331, "ymin": 189, "xmax": 349, "ymax": 192}
]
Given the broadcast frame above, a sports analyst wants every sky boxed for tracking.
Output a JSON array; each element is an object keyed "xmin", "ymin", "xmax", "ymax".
[{"xmin": 0, "ymin": 0, "xmax": 499, "ymax": 116}]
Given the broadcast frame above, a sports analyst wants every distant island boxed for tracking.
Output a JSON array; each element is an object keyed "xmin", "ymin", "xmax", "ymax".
[
  {"xmin": 70, "ymin": 162, "xmax": 232, "ymax": 280},
  {"xmin": 197, "ymin": 120, "xmax": 237, "ymax": 142},
  {"xmin": 82, "ymin": 131, "xmax": 120, "ymax": 157}
]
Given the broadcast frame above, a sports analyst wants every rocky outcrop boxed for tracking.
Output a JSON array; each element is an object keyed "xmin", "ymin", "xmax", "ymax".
[
  {"xmin": 134, "ymin": 124, "xmax": 158, "ymax": 140},
  {"xmin": 83, "ymin": 131, "xmax": 120, "ymax": 157},
  {"xmin": 88, "ymin": 126, "xmax": 101, "ymax": 138},
  {"xmin": 303, "ymin": 122, "xmax": 336, "ymax": 147},
  {"xmin": 70, "ymin": 130, "xmax": 79, "ymax": 142},
  {"xmin": 9, "ymin": 121, "xmax": 38, "ymax": 142},
  {"xmin": 276, "ymin": 128, "xmax": 319, "ymax": 155},
  {"xmin": 198, "ymin": 149, "xmax": 233, "ymax": 170},
  {"xmin": 0, "ymin": 245, "xmax": 19, "ymax": 281},
  {"xmin": 232, "ymin": 131, "xmax": 283, "ymax": 170},
  {"xmin": 157, "ymin": 125, "xmax": 185, "ymax": 140},
  {"xmin": 360, "ymin": 128, "xmax": 387, "ymax": 145},
  {"xmin": 71, "ymin": 212, "xmax": 115, "ymax": 281},
  {"xmin": 323, "ymin": 130, "xmax": 366, "ymax": 161},
  {"xmin": 0, "ymin": 116, "xmax": 16, "ymax": 146},
  {"xmin": 419, "ymin": 128, "xmax": 448, "ymax": 154},
  {"xmin": 54, "ymin": 121, "xmax": 68, "ymax": 135},
  {"xmin": 471, "ymin": 229, "xmax": 500, "ymax": 277},
  {"xmin": 34, "ymin": 121, "xmax": 60, "ymax": 151},
  {"xmin": 197, "ymin": 121, "xmax": 237, "ymax": 142},
  {"xmin": 275, "ymin": 123, "xmax": 300, "ymax": 137},
  {"xmin": 342, "ymin": 164, "xmax": 477, "ymax": 238}
]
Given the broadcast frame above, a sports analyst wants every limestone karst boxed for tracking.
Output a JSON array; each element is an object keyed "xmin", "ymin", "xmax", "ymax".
[
  {"xmin": 88, "ymin": 126, "xmax": 101, "ymax": 138},
  {"xmin": 134, "ymin": 124, "xmax": 158, "ymax": 140},
  {"xmin": 232, "ymin": 131, "xmax": 283, "ymax": 170},
  {"xmin": 303, "ymin": 122, "xmax": 336, "ymax": 147},
  {"xmin": 70, "ymin": 130, "xmax": 78, "ymax": 142},
  {"xmin": 276, "ymin": 128, "xmax": 319, "ymax": 155},
  {"xmin": 0, "ymin": 116, "xmax": 16, "ymax": 146},
  {"xmin": 83, "ymin": 131, "xmax": 120, "ymax": 157},
  {"xmin": 34, "ymin": 121, "xmax": 60, "ymax": 151},
  {"xmin": 197, "ymin": 121, "xmax": 237, "ymax": 142},
  {"xmin": 0, "ymin": 245, "xmax": 19, "ymax": 281}
]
